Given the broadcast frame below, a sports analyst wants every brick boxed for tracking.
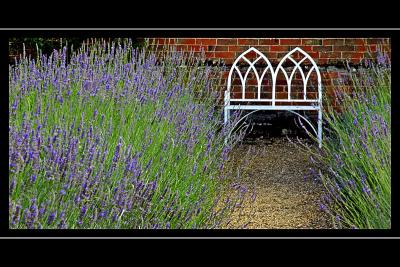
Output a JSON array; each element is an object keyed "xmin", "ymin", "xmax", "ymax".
[
  {"xmin": 256, "ymin": 46, "xmax": 270, "ymax": 54},
  {"xmin": 246, "ymin": 85, "xmax": 258, "ymax": 93},
  {"xmin": 224, "ymin": 58, "xmax": 234, "ymax": 65},
  {"xmin": 232, "ymin": 92, "xmax": 242, "ymax": 99},
  {"xmin": 348, "ymin": 58, "xmax": 363, "ymax": 64},
  {"xmin": 214, "ymin": 51, "xmax": 234, "ymax": 59},
  {"xmin": 231, "ymin": 84, "xmax": 242, "ymax": 92},
  {"xmin": 317, "ymin": 58, "xmax": 328, "ymax": 65},
  {"xmin": 301, "ymin": 51, "xmax": 319, "ymax": 58},
  {"xmin": 285, "ymin": 52, "xmax": 301, "ymax": 61},
  {"xmin": 288, "ymin": 92, "xmax": 302, "ymax": 99},
  {"xmin": 342, "ymin": 52, "xmax": 364, "ymax": 59},
  {"xmin": 312, "ymin": 46, "xmax": 333, "ymax": 52},
  {"xmin": 231, "ymin": 78, "xmax": 242, "ymax": 86},
  {"xmin": 175, "ymin": 45, "xmax": 188, "ymax": 51},
  {"xmin": 243, "ymin": 50, "xmax": 259, "ymax": 59},
  {"xmin": 276, "ymin": 92, "xmax": 289, "ymax": 99},
  {"xmin": 228, "ymin": 45, "xmax": 246, "ymax": 52},
  {"xmin": 355, "ymin": 45, "xmax": 367, "ymax": 52},
  {"xmin": 366, "ymin": 38, "xmax": 388, "ymax": 44},
  {"xmin": 205, "ymin": 52, "xmax": 215, "ymax": 58},
  {"xmin": 322, "ymin": 39, "xmax": 345, "ymax": 46},
  {"xmin": 275, "ymin": 85, "xmax": 286, "ymax": 92},
  {"xmin": 368, "ymin": 45, "xmax": 377, "ymax": 52},
  {"xmin": 333, "ymin": 45, "xmax": 356, "ymax": 51},
  {"xmin": 280, "ymin": 39, "xmax": 302, "ymax": 45},
  {"xmin": 238, "ymin": 39, "xmax": 258, "ymax": 45},
  {"xmin": 245, "ymin": 92, "xmax": 256, "ymax": 99},
  {"xmin": 275, "ymin": 78, "xmax": 288, "ymax": 85},
  {"xmin": 302, "ymin": 39, "xmax": 323, "ymax": 45},
  {"xmin": 319, "ymin": 51, "xmax": 341, "ymax": 58},
  {"xmin": 195, "ymin": 38, "xmax": 217, "ymax": 45},
  {"xmin": 345, "ymin": 39, "xmax": 366, "ymax": 45},
  {"xmin": 261, "ymin": 79, "xmax": 272, "ymax": 86},
  {"xmin": 258, "ymin": 39, "xmax": 280, "ymax": 45},
  {"xmin": 246, "ymin": 78, "xmax": 258, "ymax": 86},
  {"xmin": 299, "ymin": 45, "xmax": 313, "ymax": 52},
  {"xmin": 177, "ymin": 39, "xmax": 196, "ymax": 45},
  {"xmin": 270, "ymin": 45, "xmax": 290, "ymax": 52},
  {"xmin": 265, "ymin": 52, "xmax": 278, "ymax": 59},
  {"xmin": 214, "ymin": 46, "xmax": 229, "ymax": 51},
  {"xmin": 166, "ymin": 38, "xmax": 176, "ymax": 45},
  {"xmin": 217, "ymin": 39, "xmax": 238, "ymax": 45},
  {"xmin": 186, "ymin": 45, "xmax": 203, "ymax": 52}
]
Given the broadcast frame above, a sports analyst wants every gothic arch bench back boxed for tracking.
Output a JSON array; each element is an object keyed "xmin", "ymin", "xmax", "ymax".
[{"xmin": 223, "ymin": 47, "xmax": 323, "ymax": 147}]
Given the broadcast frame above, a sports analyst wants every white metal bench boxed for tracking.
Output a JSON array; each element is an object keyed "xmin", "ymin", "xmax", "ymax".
[{"xmin": 224, "ymin": 47, "xmax": 322, "ymax": 147}]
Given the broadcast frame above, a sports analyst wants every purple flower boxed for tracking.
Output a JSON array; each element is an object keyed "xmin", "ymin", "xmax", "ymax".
[
  {"xmin": 30, "ymin": 175, "xmax": 37, "ymax": 183},
  {"xmin": 192, "ymin": 163, "xmax": 197, "ymax": 175},
  {"xmin": 99, "ymin": 210, "xmax": 107, "ymax": 219},
  {"xmin": 362, "ymin": 185, "xmax": 371, "ymax": 196},
  {"xmin": 319, "ymin": 203, "xmax": 327, "ymax": 211},
  {"xmin": 8, "ymin": 38, "xmax": 245, "ymax": 230},
  {"xmin": 145, "ymin": 159, "xmax": 153, "ymax": 170},
  {"xmin": 112, "ymin": 138, "xmax": 122, "ymax": 165},
  {"xmin": 39, "ymin": 206, "xmax": 45, "ymax": 218},
  {"xmin": 12, "ymin": 205, "xmax": 21, "ymax": 225},
  {"xmin": 80, "ymin": 205, "xmax": 87, "ymax": 217},
  {"xmin": 377, "ymin": 51, "xmax": 387, "ymax": 66},
  {"xmin": 58, "ymin": 215, "xmax": 66, "ymax": 229},
  {"xmin": 47, "ymin": 212, "xmax": 56, "ymax": 225},
  {"xmin": 9, "ymin": 179, "xmax": 16, "ymax": 194},
  {"xmin": 353, "ymin": 117, "xmax": 358, "ymax": 126}
]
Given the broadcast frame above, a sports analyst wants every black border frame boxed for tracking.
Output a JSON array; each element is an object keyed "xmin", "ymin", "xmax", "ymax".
[{"xmin": 2, "ymin": 29, "xmax": 398, "ymax": 238}]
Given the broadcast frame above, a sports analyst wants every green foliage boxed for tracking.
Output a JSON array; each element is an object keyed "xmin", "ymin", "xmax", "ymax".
[
  {"xmin": 313, "ymin": 61, "xmax": 391, "ymax": 229},
  {"xmin": 9, "ymin": 39, "xmax": 247, "ymax": 229}
]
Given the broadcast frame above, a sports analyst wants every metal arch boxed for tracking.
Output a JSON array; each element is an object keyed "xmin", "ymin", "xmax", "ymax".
[
  {"xmin": 226, "ymin": 109, "xmax": 261, "ymax": 141},
  {"xmin": 241, "ymin": 55, "xmax": 263, "ymax": 100},
  {"xmin": 273, "ymin": 47, "xmax": 322, "ymax": 102},
  {"xmin": 286, "ymin": 110, "xmax": 318, "ymax": 136},
  {"xmin": 227, "ymin": 47, "xmax": 274, "ymax": 97},
  {"xmin": 289, "ymin": 47, "xmax": 322, "ymax": 103},
  {"xmin": 225, "ymin": 109, "xmax": 320, "ymax": 145},
  {"xmin": 224, "ymin": 46, "xmax": 323, "ymax": 148}
]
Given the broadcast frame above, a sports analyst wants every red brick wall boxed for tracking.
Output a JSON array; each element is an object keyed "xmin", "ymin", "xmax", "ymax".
[
  {"xmin": 147, "ymin": 38, "xmax": 391, "ymax": 110},
  {"xmin": 148, "ymin": 38, "xmax": 390, "ymax": 65}
]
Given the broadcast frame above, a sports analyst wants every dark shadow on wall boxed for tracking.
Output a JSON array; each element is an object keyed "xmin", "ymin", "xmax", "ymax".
[{"xmin": 8, "ymin": 38, "xmax": 145, "ymax": 65}]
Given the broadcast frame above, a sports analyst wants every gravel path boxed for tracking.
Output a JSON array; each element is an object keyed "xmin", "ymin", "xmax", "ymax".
[{"xmin": 223, "ymin": 137, "xmax": 333, "ymax": 229}]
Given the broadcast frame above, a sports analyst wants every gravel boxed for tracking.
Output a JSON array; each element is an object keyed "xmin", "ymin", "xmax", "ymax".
[{"xmin": 222, "ymin": 136, "xmax": 333, "ymax": 229}]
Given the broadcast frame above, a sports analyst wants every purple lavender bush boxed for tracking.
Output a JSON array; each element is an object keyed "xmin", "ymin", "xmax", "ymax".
[
  {"xmin": 9, "ymin": 39, "xmax": 249, "ymax": 229},
  {"xmin": 309, "ymin": 52, "xmax": 391, "ymax": 229}
]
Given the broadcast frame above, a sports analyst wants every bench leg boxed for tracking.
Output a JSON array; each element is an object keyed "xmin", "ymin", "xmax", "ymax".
[
  {"xmin": 224, "ymin": 106, "xmax": 230, "ymax": 125},
  {"xmin": 224, "ymin": 106, "xmax": 229, "ymax": 145},
  {"xmin": 318, "ymin": 108, "xmax": 322, "ymax": 148}
]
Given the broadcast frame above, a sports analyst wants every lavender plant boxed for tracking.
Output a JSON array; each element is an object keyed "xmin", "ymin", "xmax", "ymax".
[
  {"xmin": 9, "ymin": 38, "xmax": 249, "ymax": 229},
  {"xmin": 308, "ymin": 53, "xmax": 391, "ymax": 229}
]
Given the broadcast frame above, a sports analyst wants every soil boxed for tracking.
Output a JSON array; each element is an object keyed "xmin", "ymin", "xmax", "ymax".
[{"xmin": 222, "ymin": 136, "xmax": 333, "ymax": 229}]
